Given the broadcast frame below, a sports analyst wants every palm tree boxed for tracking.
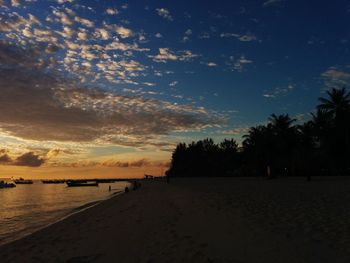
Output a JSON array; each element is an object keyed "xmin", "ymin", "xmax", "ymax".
[
  {"xmin": 318, "ymin": 87, "xmax": 350, "ymax": 121},
  {"xmin": 268, "ymin": 114, "xmax": 298, "ymax": 176},
  {"xmin": 220, "ymin": 138, "xmax": 238, "ymax": 153},
  {"xmin": 317, "ymin": 87, "xmax": 350, "ymax": 173},
  {"xmin": 243, "ymin": 125, "xmax": 274, "ymax": 176},
  {"xmin": 219, "ymin": 139, "xmax": 239, "ymax": 176},
  {"xmin": 310, "ymin": 108, "xmax": 332, "ymax": 149},
  {"xmin": 268, "ymin": 114, "xmax": 296, "ymax": 133}
]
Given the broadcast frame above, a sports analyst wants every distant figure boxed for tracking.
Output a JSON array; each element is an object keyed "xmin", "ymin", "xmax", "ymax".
[
  {"xmin": 166, "ymin": 174, "xmax": 170, "ymax": 184},
  {"xmin": 267, "ymin": 165, "xmax": 271, "ymax": 178},
  {"xmin": 125, "ymin": 186, "xmax": 129, "ymax": 193},
  {"xmin": 109, "ymin": 185, "xmax": 111, "ymax": 191},
  {"xmin": 133, "ymin": 180, "xmax": 138, "ymax": 190}
]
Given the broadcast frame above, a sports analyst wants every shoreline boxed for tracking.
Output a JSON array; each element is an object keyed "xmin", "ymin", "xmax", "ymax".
[
  {"xmin": 0, "ymin": 188, "xmax": 126, "ymax": 247},
  {"xmin": 0, "ymin": 178, "xmax": 349, "ymax": 262}
]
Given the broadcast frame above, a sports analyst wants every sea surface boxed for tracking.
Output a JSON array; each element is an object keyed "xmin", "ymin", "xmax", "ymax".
[{"xmin": 0, "ymin": 181, "xmax": 130, "ymax": 246}]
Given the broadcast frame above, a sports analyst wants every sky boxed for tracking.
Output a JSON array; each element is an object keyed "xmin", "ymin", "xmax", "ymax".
[{"xmin": 0, "ymin": 0, "xmax": 349, "ymax": 178}]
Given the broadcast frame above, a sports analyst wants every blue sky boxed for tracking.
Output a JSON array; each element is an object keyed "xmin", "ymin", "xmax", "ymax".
[{"xmin": 0, "ymin": 0, "xmax": 349, "ymax": 176}]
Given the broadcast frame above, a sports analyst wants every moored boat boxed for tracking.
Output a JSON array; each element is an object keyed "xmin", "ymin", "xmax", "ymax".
[
  {"xmin": 14, "ymin": 178, "xmax": 33, "ymax": 184},
  {"xmin": 42, "ymin": 180, "xmax": 66, "ymax": 184},
  {"xmin": 66, "ymin": 181, "xmax": 99, "ymax": 187},
  {"xmin": 0, "ymin": 180, "xmax": 16, "ymax": 188}
]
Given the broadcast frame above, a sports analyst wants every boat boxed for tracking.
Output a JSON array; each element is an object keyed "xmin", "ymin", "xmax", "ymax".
[
  {"xmin": 0, "ymin": 180, "xmax": 16, "ymax": 188},
  {"xmin": 14, "ymin": 178, "xmax": 33, "ymax": 184},
  {"xmin": 66, "ymin": 181, "xmax": 99, "ymax": 187},
  {"xmin": 42, "ymin": 180, "xmax": 66, "ymax": 184}
]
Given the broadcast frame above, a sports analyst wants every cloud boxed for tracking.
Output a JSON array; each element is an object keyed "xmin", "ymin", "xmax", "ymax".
[
  {"xmin": 155, "ymin": 33, "xmax": 163, "ymax": 38},
  {"xmin": 1, "ymin": 11, "xmax": 42, "ymax": 33},
  {"xmin": 106, "ymin": 8, "xmax": 119, "ymax": 15},
  {"xmin": 178, "ymin": 50, "xmax": 198, "ymax": 61},
  {"xmin": 182, "ymin": 30, "xmax": 192, "ymax": 42},
  {"xmin": 53, "ymin": 158, "xmax": 170, "ymax": 169},
  {"xmin": 143, "ymin": 82, "xmax": 156, "ymax": 86},
  {"xmin": 220, "ymin": 33, "xmax": 257, "ymax": 42},
  {"xmin": 11, "ymin": 0, "xmax": 20, "ymax": 7},
  {"xmin": 150, "ymin": 48, "xmax": 198, "ymax": 63},
  {"xmin": 151, "ymin": 48, "xmax": 178, "ymax": 62},
  {"xmin": 0, "ymin": 152, "xmax": 12, "ymax": 164},
  {"xmin": 206, "ymin": 62, "xmax": 217, "ymax": 67},
  {"xmin": 169, "ymin": 81, "xmax": 178, "ymax": 87},
  {"xmin": 238, "ymin": 34, "xmax": 257, "ymax": 42},
  {"xmin": 263, "ymin": 84, "xmax": 295, "ymax": 98},
  {"xmin": 74, "ymin": 16, "xmax": 94, "ymax": 27},
  {"xmin": 114, "ymin": 25, "xmax": 133, "ymax": 38},
  {"xmin": 185, "ymin": 29, "xmax": 192, "ymax": 35},
  {"xmin": 199, "ymin": 32, "xmax": 211, "ymax": 39},
  {"xmin": 156, "ymin": 8, "xmax": 173, "ymax": 21},
  {"xmin": 77, "ymin": 28, "xmax": 89, "ymax": 40},
  {"xmin": 0, "ymin": 150, "xmax": 45, "ymax": 167},
  {"xmin": 263, "ymin": 0, "xmax": 283, "ymax": 7},
  {"xmin": 94, "ymin": 28, "xmax": 110, "ymax": 40},
  {"xmin": 321, "ymin": 66, "xmax": 350, "ymax": 88},
  {"xmin": 0, "ymin": 42, "xmax": 224, "ymax": 149},
  {"xmin": 222, "ymin": 127, "xmax": 250, "ymax": 136},
  {"xmin": 53, "ymin": 10, "xmax": 73, "ymax": 25},
  {"xmin": 228, "ymin": 55, "xmax": 253, "ymax": 72},
  {"xmin": 15, "ymin": 152, "xmax": 45, "ymax": 167},
  {"xmin": 182, "ymin": 36, "xmax": 189, "ymax": 42},
  {"xmin": 60, "ymin": 26, "xmax": 76, "ymax": 38},
  {"xmin": 102, "ymin": 158, "xmax": 150, "ymax": 168},
  {"xmin": 46, "ymin": 149, "xmax": 62, "ymax": 159},
  {"xmin": 102, "ymin": 159, "xmax": 170, "ymax": 168},
  {"xmin": 220, "ymin": 33, "xmax": 240, "ymax": 38},
  {"xmin": 105, "ymin": 41, "xmax": 147, "ymax": 52},
  {"xmin": 57, "ymin": 0, "xmax": 74, "ymax": 3},
  {"xmin": 1, "ymin": 5, "xmax": 151, "ymax": 86}
]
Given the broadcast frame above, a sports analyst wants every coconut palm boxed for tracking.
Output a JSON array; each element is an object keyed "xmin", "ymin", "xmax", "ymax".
[
  {"xmin": 317, "ymin": 87, "xmax": 350, "ymax": 173},
  {"xmin": 310, "ymin": 108, "xmax": 332, "ymax": 149},
  {"xmin": 318, "ymin": 87, "xmax": 350, "ymax": 120},
  {"xmin": 268, "ymin": 114, "xmax": 296, "ymax": 133},
  {"xmin": 243, "ymin": 125, "xmax": 274, "ymax": 176}
]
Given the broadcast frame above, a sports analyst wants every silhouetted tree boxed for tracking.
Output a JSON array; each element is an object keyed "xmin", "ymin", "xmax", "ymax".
[
  {"xmin": 219, "ymin": 139, "xmax": 239, "ymax": 176},
  {"xmin": 317, "ymin": 87, "xmax": 350, "ymax": 174},
  {"xmin": 242, "ymin": 125, "xmax": 273, "ymax": 176},
  {"xmin": 167, "ymin": 87, "xmax": 350, "ymax": 178},
  {"xmin": 318, "ymin": 87, "xmax": 350, "ymax": 121}
]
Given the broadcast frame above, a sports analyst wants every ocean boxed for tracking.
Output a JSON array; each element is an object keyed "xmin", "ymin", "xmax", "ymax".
[{"xmin": 0, "ymin": 181, "xmax": 130, "ymax": 246}]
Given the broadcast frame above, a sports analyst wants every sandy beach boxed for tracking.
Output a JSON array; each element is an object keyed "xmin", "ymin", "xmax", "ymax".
[{"xmin": 0, "ymin": 177, "xmax": 350, "ymax": 263}]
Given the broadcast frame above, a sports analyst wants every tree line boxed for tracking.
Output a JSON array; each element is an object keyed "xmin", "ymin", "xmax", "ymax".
[{"xmin": 166, "ymin": 88, "xmax": 350, "ymax": 178}]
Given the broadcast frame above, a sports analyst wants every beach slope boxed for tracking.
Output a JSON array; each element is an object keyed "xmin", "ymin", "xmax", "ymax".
[{"xmin": 0, "ymin": 178, "xmax": 349, "ymax": 262}]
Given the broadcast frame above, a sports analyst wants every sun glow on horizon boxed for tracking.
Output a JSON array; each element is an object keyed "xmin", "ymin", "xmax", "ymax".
[{"xmin": 0, "ymin": 0, "xmax": 349, "ymax": 177}]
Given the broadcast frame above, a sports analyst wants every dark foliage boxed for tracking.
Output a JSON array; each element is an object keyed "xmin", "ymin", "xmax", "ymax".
[{"xmin": 167, "ymin": 88, "xmax": 350, "ymax": 177}]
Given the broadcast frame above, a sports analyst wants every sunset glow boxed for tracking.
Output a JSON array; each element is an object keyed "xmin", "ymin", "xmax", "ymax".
[{"xmin": 0, "ymin": 0, "xmax": 349, "ymax": 178}]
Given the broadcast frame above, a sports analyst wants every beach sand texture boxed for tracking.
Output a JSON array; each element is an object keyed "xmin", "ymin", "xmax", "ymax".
[{"xmin": 0, "ymin": 177, "xmax": 349, "ymax": 263}]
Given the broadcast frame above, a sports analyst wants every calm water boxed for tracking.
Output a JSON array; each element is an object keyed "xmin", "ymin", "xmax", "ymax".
[{"xmin": 0, "ymin": 181, "xmax": 130, "ymax": 246}]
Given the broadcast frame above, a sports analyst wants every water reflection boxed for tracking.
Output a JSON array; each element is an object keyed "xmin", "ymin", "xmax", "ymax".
[{"xmin": 0, "ymin": 181, "xmax": 129, "ymax": 245}]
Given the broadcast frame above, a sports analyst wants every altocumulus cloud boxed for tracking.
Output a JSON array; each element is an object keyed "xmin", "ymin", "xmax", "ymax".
[{"xmin": 0, "ymin": 41, "xmax": 225, "ymax": 149}]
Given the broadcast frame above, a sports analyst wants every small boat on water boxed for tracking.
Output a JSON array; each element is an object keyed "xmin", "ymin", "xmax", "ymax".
[
  {"xmin": 66, "ymin": 181, "xmax": 99, "ymax": 187},
  {"xmin": 0, "ymin": 180, "xmax": 16, "ymax": 188},
  {"xmin": 14, "ymin": 178, "xmax": 33, "ymax": 184},
  {"xmin": 42, "ymin": 180, "xmax": 66, "ymax": 184}
]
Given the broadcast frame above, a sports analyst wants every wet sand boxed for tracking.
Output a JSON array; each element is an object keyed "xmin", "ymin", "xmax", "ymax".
[{"xmin": 0, "ymin": 177, "xmax": 349, "ymax": 262}]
